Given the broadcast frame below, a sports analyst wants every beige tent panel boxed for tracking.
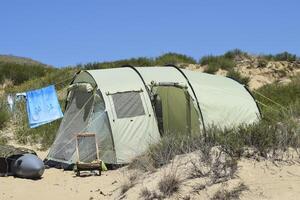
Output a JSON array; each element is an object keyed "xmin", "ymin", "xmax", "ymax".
[
  {"xmin": 86, "ymin": 68, "xmax": 161, "ymax": 163},
  {"xmin": 182, "ymin": 69, "xmax": 260, "ymax": 127}
]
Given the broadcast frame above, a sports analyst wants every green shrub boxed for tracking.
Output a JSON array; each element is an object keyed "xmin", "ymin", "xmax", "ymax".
[
  {"xmin": 0, "ymin": 62, "xmax": 53, "ymax": 85},
  {"xmin": 223, "ymin": 49, "xmax": 248, "ymax": 59},
  {"xmin": 0, "ymin": 100, "xmax": 10, "ymax": 130},
  {"xmin": 83, "ymin": 57, "xmax": 155, "ymax": 70},
  {"xmin": 83, "ymin": 53, "xmax": 196, "ymax": 70},
  {"xmin": 257, "ymin": 58, "xmax": 268, "ymax": 68},
  {"xmin": 13, "ymin": 98, "xmax": 63, "ymax": 150},
  {"xmin": 155, "ymin": 53, "xmax": 196, "ymax": 65},
  {"xmin": 204, "ymin": 62, "xmax": 221, "ymax": 74},
  {"xmin": 261, "ymin": 51, "xmax": 297, "ymax": 62},
  {"xmin": 254, "ymin": 76, "xmax": 300, "ymax": 115},
  {"xmin": 201, "ymin": 56, "xmax": 236, "ymax": 74},
  {"xmin": 0, "ymin": 110, "xmax": 9, "ymax": 130},
  {"xmin": 226, "ymin": 69, "xmax": 250, "ymax": 86},
  {"xmin": 130, "ymin": 111, "xmax": 300, "ymax": 171},
  {"xmin": 0, "ymin": 134, "xmax": 8, "ymax": 145},
  {"xmin": 15, "ymin": 119, "xmax": 61, "ymax": 150},
  {"xmin": 5, "ymin": 67, "xmax": 76, "ymax": 93},
  {"xmin": 0, "ymin": 99, "xmax": 9, "ymax": 144}
]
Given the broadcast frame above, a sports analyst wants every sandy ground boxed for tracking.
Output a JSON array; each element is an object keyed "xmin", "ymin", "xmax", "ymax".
[
  {"xmin": 238, "ymin": 159, "xmax": 300, "ymax": 200},
  {"xmin": 1, "ymin": 149, "xmax": 300, "ymax": 200},
  {"xmin": 0, "ymin": 150, "xmax": 124, "ymax": 200}
]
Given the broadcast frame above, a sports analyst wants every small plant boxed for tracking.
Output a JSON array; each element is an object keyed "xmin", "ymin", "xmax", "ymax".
[
  {"xmin": 139, "ymin": 188, "xmax": 163, "ymax": 200},
  {"xmin": 156, "ymin": 53, "xmax": 197, "ymax": 65},
  {"xmin": 120, "ymin": 173, "xmax": 138, "ymax": 195},
  {"xmin": 189, "ymin": 146, "xmax": 238, "ymax": 184},
  {"xmin": 0, "ymin": 108, "xmax": 9, "ymax": 130},
  {"xmin": 139, "ymin": 188, "xmax": 152, "ymax": 200},
  {"xmin": 223, "ymin": 49, "xmax": 248, "ymax": 60},
  {"xmin": 0, "ymin": 133, "xmax": 8, "ymax": 145},
  {"xmin": 201, "ymin": 56, "xmax": 236, "ymax": 74},
  {"xmin": 204, "ymin": 63, "xmax": 220, "ymax": 74},
  {"xmin": 260, "ymin": 51, "xmax": 297, "ymax": 62},
  {"xmin": 211, "ymin": 183, "xmax": 248, "ymax": 200},
  {"xmin": 15, "ymin": 116, "xmax": 61, "ymax": 150},
  {"xmin": 0, "ymin": 62, "xmax": 51, "ymax": 85},
  {"xmin": 0, "ymin": 99, "xmax": 10, "ymax": 130},
  {"xmin": 254, "ymin": 76, "xmax": 300, "ymax": 116},
  {"xmin": 158, "ymin": 172, "xmax": 180, "ymax": 197},
  {"xmin": 120, "ymin": 181, "xmax": 132, "ymax": 195},
  {"xmin": 226, "ymin": 69, "xmax": 250, "ymax": 86},
  {"xmin": 257, "ymin": 58, "xmax": 268, "ymax": 68}
]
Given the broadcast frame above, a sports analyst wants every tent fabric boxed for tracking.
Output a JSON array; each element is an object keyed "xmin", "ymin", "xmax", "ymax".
[
  {"xmin": 46, "ymin": 66, "xmax": 260, "ymax": 167},
  {"xmin": 86, "ymin": 68, "xmax": 161, "ymax": 164},
  {"xmin": 137, "ymin": 67, "xmax": 260, "ymax": 128},
  {"xmin": 182, "ymin": 69, "xmax": 260, "ymax": 127},
  {"xmin": 154, "ymin": 86, "xmax": 200, "ymax": 135},
  {"xmin": 26, "ymin": 85, "xmax": 63, "ymax": 128}
]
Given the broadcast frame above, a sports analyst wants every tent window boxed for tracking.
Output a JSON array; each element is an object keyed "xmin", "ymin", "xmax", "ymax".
[{"xmin": 112, "ymin": 92, "xmax": 145, "ymax": 118}]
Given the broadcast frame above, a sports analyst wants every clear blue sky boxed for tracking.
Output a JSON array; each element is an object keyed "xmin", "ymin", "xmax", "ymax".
[{"xmin": 0, "ymin": 0, "xmax": 299, "ymax": 67}]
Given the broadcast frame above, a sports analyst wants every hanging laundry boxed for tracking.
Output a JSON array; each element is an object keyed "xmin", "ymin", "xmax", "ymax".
[
  {"xmin": 15, "ymin": 92, "xmax": 27, "ymax": 102},
  {"xmin": 7, "ymin": 94, "xmax": 14, "ymax": 112},
  {"xmin": 26, "ymin": 85, "xmax": 63, "ymax": 128}
]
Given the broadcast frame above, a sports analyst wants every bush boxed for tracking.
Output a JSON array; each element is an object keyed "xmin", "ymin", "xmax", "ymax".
[
  {"xmin": 257, "ymin": 58, "xmax": 268, "ymax": 68},
  {"xmin": 261, "ymin": 51, "xmax": 297, "ymax": 62},
  {"xmin": 13, "ymin": 99, "xmax": 62, "ymax": 150},
  {"xmin": 83, "ymin": 57, "xmax": 155, "ymax": 70},
  {"xmin": 83, "ymin": 53, "xmax": 196, "ymax": 70},
  {"xmin": 0, "ymin": 62, "xmax": 53, "ymax": 85},
  {"xmin": 226, "ymin": 69, "xmax": 250, "ymax": 86},
  {"xmin": 0, "ymin": 134, "xmax": 8, "ymax": 145},
  {"xmin": 130, "ymin": 111, "xmax": 300, "ymax": 172},
  {"xmin": 201, "ymin": 56, "xmax": 236, "ymax": 74},
  {"xmin": 120, "ymin": 173, "xmax": 138, "ymax": 195},
  {"xmin": 0, "ymin": 110, "xmax": 9, "ymax": 130},
  {"xmin": 254, "ymin": 76, "xmax": 300, "ymax": 115},
  {"xmin": 0, "ymin": 100, "xmax": 10, "ymax": 130},
  {"xmin": 5, "ymin": 67, "xmax": 77, "ymax": 93},
  {"xmin": 211, "ymin": 183, "xmax": 248, "ymax": 200},
  {"xmin": 223, "ymin": 49, "xmax": 248, "ymax": 60},
  {"xmin": 155, "ymin": 53, "xmax": 196, "ymax": 65},
  {"xmin": 158, "ymin": 173, "xmax": 180, "ymax": 197},
  {"xmin": 203, "ymin": 76, "xmax": 300, "ymax": 157},
  {"xmin": 15, "ymin": 119, "xmax": 61, "ymax": 150},
  {"xmin": 0, "ymin": 99, "xmax": 10, "ymax": 144}
]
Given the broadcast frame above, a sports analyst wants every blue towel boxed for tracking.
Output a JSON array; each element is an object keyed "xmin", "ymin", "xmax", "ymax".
[{"xmin": 26, "ymin": 85, "xmax": 63, "ymax": 128}]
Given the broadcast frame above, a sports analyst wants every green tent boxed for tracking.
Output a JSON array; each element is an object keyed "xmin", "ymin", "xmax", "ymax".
[{"xmin": 46, "ymin": 66, "xmax": 260, "ymax": 167}]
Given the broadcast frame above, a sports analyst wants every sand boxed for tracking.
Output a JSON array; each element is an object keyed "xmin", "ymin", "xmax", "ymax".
[{"xmin": 1, "ymin": 149, "xmax": 300, "ymax": 200}]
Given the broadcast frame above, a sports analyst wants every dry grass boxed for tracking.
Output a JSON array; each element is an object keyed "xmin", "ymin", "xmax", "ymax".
[
  {"xmin": 211, "ymin": 183, "xmax": 248, "ymax": 200},
  {"xmin": 119, "ymin": 173, "xmax": 139, "ymax": 196},
  {"xmin": 139, "ymin": 188, "xmax": 163, "ymax": 200},
  {"xmin": 158, "ymin": 172, "xmax": 181, "ymax": 197}
]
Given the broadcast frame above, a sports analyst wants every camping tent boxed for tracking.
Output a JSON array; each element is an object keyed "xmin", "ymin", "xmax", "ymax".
[{"xmin": 46, "ymin": 66, "xmax": 260, "ymax": 167}]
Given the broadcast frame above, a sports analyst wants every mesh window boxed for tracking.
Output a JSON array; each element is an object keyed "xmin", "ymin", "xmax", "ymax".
[
  {"xmin": 77, "ymin": 135, "xmax": 98, "ymax": 163},
  {"xmin": 112, "ymin": 92, "xmax": 145, "ymax": 118}
]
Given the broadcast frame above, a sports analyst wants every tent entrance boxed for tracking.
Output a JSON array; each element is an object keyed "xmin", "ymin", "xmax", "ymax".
[{"xmin": 152, "ymin": 84, "xmax": 200, "ymax": 136}]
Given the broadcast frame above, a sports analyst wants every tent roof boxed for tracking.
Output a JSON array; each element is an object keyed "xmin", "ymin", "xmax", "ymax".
[{"xmin": 79, "ymin": 66, "xmax": 260, "ymax": 128}]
